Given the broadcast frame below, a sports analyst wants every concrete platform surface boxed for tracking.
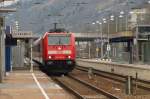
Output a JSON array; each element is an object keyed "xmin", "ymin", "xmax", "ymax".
[
  {"xmin": 77, "ymin": 59, "xmax": 150, "ymax": 81},
  {"xmin": 0, "ymin": 71, "xmax": 76, "ymax": 99}
]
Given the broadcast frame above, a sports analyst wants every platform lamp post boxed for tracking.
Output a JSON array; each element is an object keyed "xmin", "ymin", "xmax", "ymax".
[
  {"xmin": 30, "ymin": 38, "xmax": 33, "ymax": 72},
  {"xmin": 119, "ymin": 10, "xmax": 130, "ymax": 32},
  {"xmin": 88, "ymin": 41, "xmax": 91, "ymax": 59},
  {"xmin": 125, "ymin": 0, "xmax": 132, "ymax": 31},
  {"xmin": 103, "ymin": 17, "xmax": 111, "ymax": 60},
  {"xmin": 120, "ymin": 10, "xmax": 129, "ymax": 32},
  {"xmin": 110, "ymin": 15, "xmax": 115, "ymax": 30},
  {"xmin": 119, "ymin": 11, "xmax": 124, "ymax": 32},
  {"xmin": 96, "ymin": 21, "xmax": 104, "ymax": 59},
  {"xmin": 107, "ymin": 17, "xmax": 111, "ymax": 60},
  {"xmin": 125, "ymin": 11, "xmax": 128, "ymax": 31},
  {"xmin": 115, "ymin": 11, "xmax": 124, "ymax": 32},
  {"xmin": 92, "ymin": 22, "xmax": 99, "ymax": 58},
  {"xmin": 85, "ymin": 23, "xmax": 92, "ymax": 59},
  {"xmin": 101, "ymin": 18, "xmax": 107, "ymax": 59},
  {"xmin": 104, "ymin": 15, "xmax": 114, "ymax": 61},
  {"xmin": 15, "ymin": 21, "xmax": 19, "ymax": 31},
  {"xmin": 115, "ymin": 15, "xmax": 118, "ymax": 33}
]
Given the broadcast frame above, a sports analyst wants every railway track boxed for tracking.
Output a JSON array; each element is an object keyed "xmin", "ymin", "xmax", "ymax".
[
  {"xmin": 75, "ymin": 66, "xmax": 150, "ymax": 94},
  {"xmin": 34, "ymin": 59, "xmax": 150, "ymax": 98},
  {"xmin": 52, "ymin": 75, "xmax": 119, "ymax": 99}
]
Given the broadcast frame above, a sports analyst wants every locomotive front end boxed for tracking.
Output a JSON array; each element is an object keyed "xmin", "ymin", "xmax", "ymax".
[{"xmin": 43, "ymin": 32, "xmax": 76, "ymax": 74}]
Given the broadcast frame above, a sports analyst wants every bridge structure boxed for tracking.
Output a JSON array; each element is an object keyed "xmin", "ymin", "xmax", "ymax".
[{"xmin": 32, "ymin": 32, "xmax": 108, "ymax": 42}]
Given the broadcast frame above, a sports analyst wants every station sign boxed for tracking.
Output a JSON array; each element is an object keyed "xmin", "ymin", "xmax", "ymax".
[
  {"xmin": 107, "ymin": 44, "xmax": 111, "ymax": 51},
  {"xmin": 12, "ymin": 31, "xmax": 33, "ymax": 38}
]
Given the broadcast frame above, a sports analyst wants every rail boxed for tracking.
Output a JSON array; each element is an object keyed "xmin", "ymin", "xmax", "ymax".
[
  {"xmin": 52, "ymin": 75, "xmax": 119, "ymax": 99},
  {"xmin": 76, "ymin": 66, "xmax": 150, "ymax": 92}
]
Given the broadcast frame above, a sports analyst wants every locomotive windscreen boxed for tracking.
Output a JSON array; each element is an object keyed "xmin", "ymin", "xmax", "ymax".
[{"xmin": 48, "ymin": 34, "xmax": 70, "ymax": 45}]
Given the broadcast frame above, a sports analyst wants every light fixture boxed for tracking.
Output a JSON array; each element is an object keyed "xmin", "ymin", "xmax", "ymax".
[
  {"xmin": 96, "ymin": 21, "xmax": 102, "ymax": 24},
  {"xmin": 102, "ymin": 18, "xmax": 106, "ymax": 21},
  {"xmin": 110, "ymin": 15, "xmax": 114, "ymax": 18},
  {"xmin": 49, "ymin": 56, "xmax": 52, "ymax": 59},
  {"xmin": 68, "ymin": 56, "xmax": 71, "ymax": 59},
  {"xmin": 92, "ymin": 22, "xmax": 95, "ymax": 25},
  {"xmin": 96, "ymin": 21, "xmax": 99, "ymax": 23},
  {"xmin": 99, "ymin": 22, "xmax": 102, "ymax": 24},
  {"xmin": 120, "ymin": 11, "xmax": 124, "ymax": 15},
  {"xmin": 103, "ymin": 20, "xmax": 107, "ymax": 23},
  {"xmin": 110, "ymin": 18, "xmax": 114, "ymax": 21},
  {"xmin": 119, "ymin": 15, "xmax": 123, "ymax": 18},
  {"xmin": 129, "ymin": 11, "xmax": 134, "ymax": 14}
]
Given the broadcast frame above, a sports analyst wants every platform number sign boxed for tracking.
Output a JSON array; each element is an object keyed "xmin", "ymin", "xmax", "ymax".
[{"xmin": 107, "ymin": 44, "xmax": 111, "ymax": 51}]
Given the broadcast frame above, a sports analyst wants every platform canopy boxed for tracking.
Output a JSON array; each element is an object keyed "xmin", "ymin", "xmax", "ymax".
[
  {"xmin": 0, "ymin": 8, "xmax": 16, "ymax": 12},
  {"xmin": 0, "ymin": 0, "xmax": 16, "ymax": 12},
  {"xmin": 0, "ymin": 0, "xmax": 14, "ymax": 2}
]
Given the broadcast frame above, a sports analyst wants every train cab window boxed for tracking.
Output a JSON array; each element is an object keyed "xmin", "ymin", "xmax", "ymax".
[{"xmin": 48, "ymin": 35, "xmax": 70, "ymax": 45}]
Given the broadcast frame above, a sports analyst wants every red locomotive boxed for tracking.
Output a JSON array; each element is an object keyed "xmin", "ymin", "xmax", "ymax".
[{"xmin": 39, "ymin": 29, "xmax": 76, "ymax": 74}]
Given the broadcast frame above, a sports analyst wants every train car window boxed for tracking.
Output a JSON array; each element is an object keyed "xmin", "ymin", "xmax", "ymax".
[
  {"xmin": 49, "ymin": 28, "xmax": 68, "ymax": 33},
  {"xmin": 48, "ymin": 35, "xmax": 70, "ymax": 45}
]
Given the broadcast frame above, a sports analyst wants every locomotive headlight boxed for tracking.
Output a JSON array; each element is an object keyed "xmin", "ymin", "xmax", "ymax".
[
  {"xmin": 68, "ymin": 56, "xmax": 71, "ymax": 59},
  {"xmin": 63, "ymin": 50, "xmax": 71, "ymax": 54},
  {"xmin": 49, "ymin": 56, "xmax": 52, "ymax": 59}
]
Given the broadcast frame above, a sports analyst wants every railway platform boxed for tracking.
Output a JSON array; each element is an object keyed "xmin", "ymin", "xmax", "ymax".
[
  {"xmin": 76, "ymin": 59, "xmax": 150, "ymax": 81},
  {"xmin": 0, "ymin": 70, "xmax": 76, "ymax": 99}
]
